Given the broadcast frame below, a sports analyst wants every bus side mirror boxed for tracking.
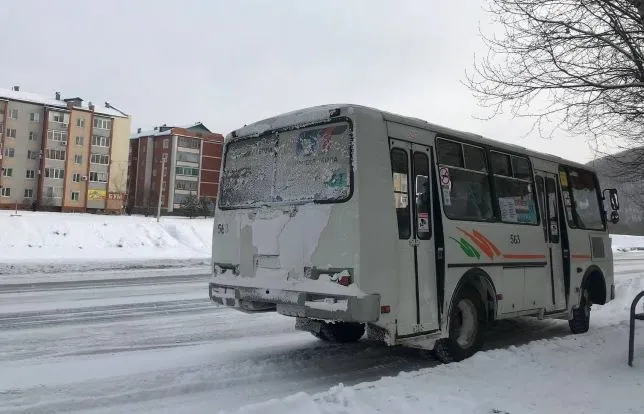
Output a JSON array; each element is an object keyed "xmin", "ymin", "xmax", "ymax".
[
  {"xmin": 609, "ymin": 189, "xmax": 619, "ymax": 211},
  {"xmin": 610, "ymin": 211, "xmax": 620, "ymax": 224},
  {"xmin": 603, "ymin": 188, "xmax": 619, "ymax": 211}
]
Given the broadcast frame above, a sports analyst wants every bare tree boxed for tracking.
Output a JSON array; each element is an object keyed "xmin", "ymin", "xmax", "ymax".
[
  {"xmin": 466, "ymin": 0, "xmax": 644, "ymax": 172},
  {"xmin": 108, "ymin": 161, "xmax": 129, "ymax": 213}
]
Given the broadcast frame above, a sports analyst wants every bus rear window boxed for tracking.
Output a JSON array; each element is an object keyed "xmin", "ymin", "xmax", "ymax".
[{"xmin": 219, "ymin": 121, "xmax": 352, "ymax": 208}]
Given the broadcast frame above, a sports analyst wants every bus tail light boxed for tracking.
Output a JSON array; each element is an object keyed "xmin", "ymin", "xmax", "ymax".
[
  {"xmin": 337, "ymin": 274, "xmax": 351, "ymax": 286},
  {"xmin": 381, "ymin": 305, "xmax": 391, "ymax": 314},
  {"xmin": 305, "ymin": 267, "xmax": 353, "ymax": 286}
]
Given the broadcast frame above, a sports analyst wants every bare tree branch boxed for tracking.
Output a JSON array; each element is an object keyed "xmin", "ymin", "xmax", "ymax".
[{"xmin": 466, "ymin": 0, "xmax": 644, "ymax": 181}]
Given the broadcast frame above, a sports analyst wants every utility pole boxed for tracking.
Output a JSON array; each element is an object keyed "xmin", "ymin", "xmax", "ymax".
[{"xmin": 156, "ymin": 157, "xmax": 166, "ymax": 222}]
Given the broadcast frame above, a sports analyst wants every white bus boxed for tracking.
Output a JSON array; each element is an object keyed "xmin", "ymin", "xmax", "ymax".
[{"xmin": 208, "ymin": 104, "xmax": 620, "ymax": 362}]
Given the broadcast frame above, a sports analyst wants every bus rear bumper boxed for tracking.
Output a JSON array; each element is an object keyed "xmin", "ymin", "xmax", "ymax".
[{"xmin": 208, "ymin": 282, "xmax": 381, "ymax": 323}]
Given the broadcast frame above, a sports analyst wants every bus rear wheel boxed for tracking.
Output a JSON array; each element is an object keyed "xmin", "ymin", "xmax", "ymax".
[
  {"xmin": 313, "ymin": 321, "xmax": 365, "ymax": 343},
  {"xmin": 434, "ymin": 287, "xmax": 486, "ymax": 363}
]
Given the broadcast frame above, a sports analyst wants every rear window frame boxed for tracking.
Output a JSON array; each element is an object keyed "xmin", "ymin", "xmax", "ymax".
[{"xmin": 218, "ymin": 117, "xmax": 355, "ymax": 210}]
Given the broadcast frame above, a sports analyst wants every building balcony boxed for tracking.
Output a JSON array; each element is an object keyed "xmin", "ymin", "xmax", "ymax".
[{"xmin": 177, "ymin": 145, "xmax": 200, "ymax": 154}]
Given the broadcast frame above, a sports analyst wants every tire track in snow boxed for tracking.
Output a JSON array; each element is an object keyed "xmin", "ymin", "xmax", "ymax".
[
  {"xmin": 0, "ymin": 273, "xmax": 210, "ymax": 293},
  {"xmin": 0, "ymin": 299, "xmax": 219, "ymax": 330}
]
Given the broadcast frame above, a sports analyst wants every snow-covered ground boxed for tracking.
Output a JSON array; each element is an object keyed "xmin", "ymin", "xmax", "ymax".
[
  {"xmin": 0, "ymin": 211, "xmax": 213, "ymax": 274},
  {"xmin": 612, "ymin": 233, "xmax": 644, "ymax": 252},
  {"xmin": 1, "ymin": 252, "xmax": 644, "ymax": 413}
]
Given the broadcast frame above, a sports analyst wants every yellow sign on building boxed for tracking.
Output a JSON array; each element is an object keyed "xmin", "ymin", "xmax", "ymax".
[{"xmin": 87, "ymin": 189, "xmax": 107, "ymax": 201}]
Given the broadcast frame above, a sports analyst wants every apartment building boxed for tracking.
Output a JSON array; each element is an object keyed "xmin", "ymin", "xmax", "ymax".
[
  {"xmin": 0, "ymin": 86, "xmax": 131, "ymax": 212},
  {"xmin": 127, "ymin": 122, "xmax": 223, "ymax": 213}
]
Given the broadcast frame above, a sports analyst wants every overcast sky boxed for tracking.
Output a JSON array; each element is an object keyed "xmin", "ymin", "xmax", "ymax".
[{"xmin": 0, "ymin": 0, "xmax": 599, "ymax": 164}]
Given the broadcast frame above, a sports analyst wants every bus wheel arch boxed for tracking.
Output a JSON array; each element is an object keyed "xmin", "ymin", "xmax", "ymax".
[
  {"xmin": 580, "ymin": 266, "xmax": 607, "ymax": 306},
  {"xmin": 451, "ymin": 268, "xmax": 498, "ymax": 323},
  {"xmin": 435, "ymin": 269, "xmax": 495, "ymax": 363},
  {"xmin": 569, "ymin": 266, "xmax": 606, "ymax": 334}
]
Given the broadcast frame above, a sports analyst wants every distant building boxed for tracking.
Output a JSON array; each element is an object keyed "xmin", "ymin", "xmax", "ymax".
[
  {"xmin": 0, "ymin": 86, "xmax": 131, "ymax": 213},
  {"xmin": 127, "ymin": 122, "xmax": 223, "ymax": 214}
]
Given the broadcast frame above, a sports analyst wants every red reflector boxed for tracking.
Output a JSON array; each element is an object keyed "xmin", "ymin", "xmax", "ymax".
[
  {"xmin": 381, "ymin": 305, "xmax": 391, "ymax": 314},
  {"xmin": 496, "ymin": 293, "xmax": 503, "ymax": 300},
  {"xmin": 338, "ymin": 275, "xmax": 351, "ymax": 286}
]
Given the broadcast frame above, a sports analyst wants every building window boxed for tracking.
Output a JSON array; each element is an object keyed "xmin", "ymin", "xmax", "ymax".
[
  {"xmin": 45, "ymin": 186, "xmax": 63, "ymax": 199},
  {"xmin": 90, "ymin": 154, "xmax": 109, "ymax": 164},
  {"xmin": 72, "ymin": 173, "xmax": 82, "ymax": 182},
  {"xmin": 47, "ymin": 130, "xmax": 68, "ymax": 142},
  {"xmin": 92, "ymin": 135, "xmax": 110, "ymax": 147},
  {"xmin": 175, "ymin": 166, "xmax": 199, "ymax": 176},
  {"xmin": 44, "ymin": 168, "xmax": 65, "ymax": 179},
  {"xmin": 49, "ymin": 111, "xmax": 68, "ymax": 124},
  {"xmin": 163, "ymin": 139, "xmax": 169, "ymax": 149},
  {"xmin": 89, "ymin": 171, "xmax": 108, "ymax": 182},
  {"xmin": 24, "ymin": 189, "xmax": 33, "ymax": 198},
  {"xmin": 29, "ymin": 112, "xmax": 40, "ymax": 122},
  {"xmin": 6, "ymin": 128, "xmax": 16, "ymax": 138},
  {"xmin": 27, "ymin": 150, "xmax": 39, "ymax": 160},
  {"xmin": 178, "ymin": 136, "xmax": 200, "ymax": 149},
  {"xmin": 2, "ymin": 167, "xmax": 13, "ymax": 177},
  {"xmin": 3, "ymin": 147, "xmax": 15, "ymax": 158},
  {"xmin": 71, "ymin": 191, "xmax": 80, "ymax": 201},
  {"xmin": 1, "ymin": 187, "xmax": 11, "ymax": 197},
  {"xmin": 175, "ymin": 179, "xmax": 198, "ymax": 191},
  {"xmin": 93, "ymin": 118, "xmax": 111, "ymax": 130},
  {"xmin": 8, "ymin": 108, "xmax": 18, "ymax": 119},
  {"xmin": 26, "ymin": 170, "xmax": 36, "ymax": 179},
  {"xmin": 76, "ymin": 118, "xmax": 85, "ymax": 128},
  {"xmin": 45, "ymin": 149, "xmax": 66, "ymax": 160},
  {"xmin": 29, "ymin": 131, "xmax": 36, "ymax": 141},
  {"xmin": 176, "ymin": 151, "xmax": 200, "ymax": 163},
  {"xmin": 76, "ymin": 136, "xmax": 84, "ymax": 145},
  {"xmin": 74, "ymin": 154, "xmax": 83, "ymax": 164}
]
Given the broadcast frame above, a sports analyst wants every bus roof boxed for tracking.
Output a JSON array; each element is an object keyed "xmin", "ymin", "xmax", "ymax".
[{"xmin": 228, "ymin": 103, "xmax": 593, "ymax": 172}]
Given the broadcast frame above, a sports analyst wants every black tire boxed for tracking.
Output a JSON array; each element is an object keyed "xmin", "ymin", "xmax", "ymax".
[
  {"xmin": 569, "ymin": 288, "xmax": 591, "ymax": 334},
  {"xmin": 311, "ymin": 331, "xmax": 328, "ymax": 341},
  {"xmin": 312, "ymin": 321, "xmax": 365, "ymax": 343},
  {"xmin": 434, "ymin": 286, "xmax": 486, "ymax": 363}
]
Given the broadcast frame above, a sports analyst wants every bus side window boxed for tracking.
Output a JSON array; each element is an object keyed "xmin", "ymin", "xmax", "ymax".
[
  {"xmin": 391, "ymin": 148, "xmax": 411, "ymax": 239},
  {"xmin": 413, "ymin": 151, "xmax": 431, "ymax": 240},
  {"xmin": 536, "ymin": 175, "xmax": 547, "ymax": 241},
  {"xmin": 546, "ymin": 178, "xmax": 560, "ymax": 243}
]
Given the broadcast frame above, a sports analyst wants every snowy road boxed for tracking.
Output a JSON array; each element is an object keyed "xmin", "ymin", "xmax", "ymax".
[{"xmin": 1, "ymin": 257, "xmax": 643, "ymax": 413}]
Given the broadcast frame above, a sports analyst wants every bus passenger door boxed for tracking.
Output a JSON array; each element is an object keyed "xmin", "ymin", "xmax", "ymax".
[
  {"xmin": 536, "ymin": 172, "xmax": 567, "ymax": 312},
  {"xmin": 390, "ymin": 139, "xmax": 439, "ymax": 337}
]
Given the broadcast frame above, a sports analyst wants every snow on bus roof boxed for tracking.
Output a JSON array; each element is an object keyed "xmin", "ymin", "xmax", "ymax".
[{"xmin": 228, "ymin": 103, "xmax": 592, "ymax": 170}]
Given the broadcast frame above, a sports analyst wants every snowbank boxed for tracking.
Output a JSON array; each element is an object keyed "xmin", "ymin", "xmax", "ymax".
[
  {"xmin": 0, "ymin": 211, "xmax": 213, "ymax": 269},
  {"xmin": 611, "ymin": 234, "xmax": 644, "ymax": 252}
]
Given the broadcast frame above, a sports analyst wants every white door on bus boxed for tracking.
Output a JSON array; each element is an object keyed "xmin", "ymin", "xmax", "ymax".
[
  {"xmin": 390, "ymin": 139, "xmax": 440, "ymax": 337},
  {"xmin": 535, "ymin": 171, "xmax": 567, "ymax": 311}
]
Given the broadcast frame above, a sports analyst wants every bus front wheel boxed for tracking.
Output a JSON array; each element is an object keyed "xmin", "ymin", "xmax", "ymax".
[
  {"xmin": 434, "ymin": 286, "xmax": 486, "ymax": 363},
  {"xmin": 569, "ymin": 288, "xmax": 591, "ymax": 334}
]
